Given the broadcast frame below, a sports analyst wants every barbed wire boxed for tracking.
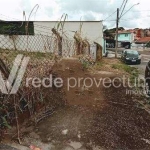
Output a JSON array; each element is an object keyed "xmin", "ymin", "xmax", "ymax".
[{"xmin": 0, "ymin": 14, "xmax": 53, "ymax": 31}]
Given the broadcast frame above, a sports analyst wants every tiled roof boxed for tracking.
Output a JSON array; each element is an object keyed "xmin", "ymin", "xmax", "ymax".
[
  {"xmin": 118, "ymin": 30, "xmax": 134, "ymax": 34},
  {"xmin": 136, "ymin": 37, "xmax": 150, "ymax": 43}
]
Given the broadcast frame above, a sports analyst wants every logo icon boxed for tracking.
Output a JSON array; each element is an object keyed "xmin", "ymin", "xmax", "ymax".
[{"xmin": 0, "ymin": 54, "xmax": 30, "ymax": 94}]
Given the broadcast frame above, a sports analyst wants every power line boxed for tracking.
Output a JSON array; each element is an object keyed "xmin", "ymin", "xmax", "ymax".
[
  {"xmin": 120, "ymin": 3, "xmax": 140, "ymax": 18},
  {"xmin": 119, "ymin": 0, "xmax": 128, "ymax": 18},
  {"xmin": 120, "ymin": 0, "xmax": 126, "ymax": 12},
  {"xmin": 103, "ymin": 10, "xmax": 117, "ymax": 21}
]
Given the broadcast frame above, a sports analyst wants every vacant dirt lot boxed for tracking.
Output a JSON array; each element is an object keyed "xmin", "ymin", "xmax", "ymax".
[
  {"xmin": 32, "ymin": 59, "xmax": 150, "ymax": 150},
  {"xmin": 2, "ymin": 58, "xmax": 150, "ymax": 150}
]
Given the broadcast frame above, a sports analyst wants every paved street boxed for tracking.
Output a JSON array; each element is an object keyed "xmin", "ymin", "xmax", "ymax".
[
  {"xmin": 107, "ymin": 49, "xmax": 150, "ymax": 76},
  {"xmin": 131, "ymin": 54, "xmax": 150, "ymax": 76}
]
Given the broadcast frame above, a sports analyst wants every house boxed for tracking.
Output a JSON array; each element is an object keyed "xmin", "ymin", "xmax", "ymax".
[
  {"xmin": 135, "ymin": 37, "xmax": 150, "ymax": 44},
  {"xmin": 134, "ymin": 29, "xmax": 144, "ymax": 40},
  {"xmin": 131, "ymin": 37, "xmax": 150, "ymax": 49},
  {"xmin": 135, "ymin": 37, "xmax": 150, "ymax": 48},
  {"xmin": 115, "ymin": 30, "xmax": 135, "ymax": 48},
  {"xmin": 144, "ymin": 29, "xmax": 150, "ymax": 37}
]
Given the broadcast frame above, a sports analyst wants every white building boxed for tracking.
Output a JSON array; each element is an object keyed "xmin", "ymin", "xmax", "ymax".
[
  {"xmin": 0, "ymin": 21, "xmax": 106, "ymax": 57},
  {"xmin": 34, "ymin": 21, "xmax": 106, "ymax": 56}
]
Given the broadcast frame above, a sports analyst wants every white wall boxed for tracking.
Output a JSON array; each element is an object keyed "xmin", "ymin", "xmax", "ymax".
[
  {"xmin": 0, "ymin": 21, "xmax": 104, "ymax": 57},
  {"xmin": 115, "ymin": 33, "xmax": 135, "ymax": 43},
  {"xmin": 34, "ymin": 21, "xmax": 103, "ymax": 47}
]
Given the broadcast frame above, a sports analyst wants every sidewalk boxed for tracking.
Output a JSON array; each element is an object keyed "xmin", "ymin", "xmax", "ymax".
[
  {"xmin": 107, "ymin": 48, "xmax": 125, "ymax": 52},
  {"xmin": 107, "ymin": 51, "xmax": 121, "ymax": 58}
]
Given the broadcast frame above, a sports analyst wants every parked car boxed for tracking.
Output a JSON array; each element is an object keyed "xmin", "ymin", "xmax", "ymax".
[{"xmin": 121, "ymin": 50, "xmax": 141, "ymax": 64}]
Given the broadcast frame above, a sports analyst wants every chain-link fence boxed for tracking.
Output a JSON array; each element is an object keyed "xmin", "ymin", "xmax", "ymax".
[
  {"xmin": 62, "ymin": 38, "xmax": 76, "ymax": 57},
  {"xmin": 0, "ymin": 48, "xmax": 67, "ymax": 141},
  {"xmin": 0, "ymin": 34, "xmax": 79, "ymax": 58},
  {"xmin": 0, "ymin": 25, "xmax": 102, "ymax": 141},
  {"xmin": 0, "ymin": 34, "xmax": 58, "ymax": 53}
]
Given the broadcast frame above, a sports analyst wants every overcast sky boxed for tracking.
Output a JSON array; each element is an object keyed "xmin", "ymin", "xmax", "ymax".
[{"xmin": 0, "ymin": 0, "xmax": 150, "ymax": 29}]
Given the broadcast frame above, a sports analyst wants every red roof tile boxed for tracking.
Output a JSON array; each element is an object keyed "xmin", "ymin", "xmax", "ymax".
[
  {"xmin": 118, "ymin": 31, "xmax": 132, "ymax": 34},
  {"xmin": 136, "ymin": 37, "xmax": 150, "ymax": 43}
]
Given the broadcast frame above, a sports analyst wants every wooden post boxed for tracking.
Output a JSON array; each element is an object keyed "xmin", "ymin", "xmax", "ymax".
[
  {"xmin": 94, "ymin": 42, "xmax": 102, "ymax": 61},
  {"xmin": 115, "ymin": 8, "xmax": 119, "ymax": 58},
  {"xmin": 52, "ymin": 28, "xmax": 62, "ymax": 56}
]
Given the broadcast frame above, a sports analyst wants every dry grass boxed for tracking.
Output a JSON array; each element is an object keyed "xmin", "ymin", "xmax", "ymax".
[
  {"xmin": 0, "ymin": 49, "xmax": 54, "ymax": 62},
  {"xmin": 91, "ymin": 58, "xmax": 129, "ymax": 75}
]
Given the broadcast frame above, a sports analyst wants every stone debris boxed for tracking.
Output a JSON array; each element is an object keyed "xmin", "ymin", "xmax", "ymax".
[{"xmin": 62, "ymin": 129, "xmax": 69, "ymax": 135}]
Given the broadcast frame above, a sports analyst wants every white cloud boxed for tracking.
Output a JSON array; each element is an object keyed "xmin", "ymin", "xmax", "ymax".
[{"xmin": 0, "ymin": 0, "xmax": 150, "ymax": 29}]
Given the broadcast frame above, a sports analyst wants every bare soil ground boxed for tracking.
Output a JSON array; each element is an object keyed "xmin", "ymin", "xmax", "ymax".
[
  {"xmin": 34, "ymin": 59, "xmax": 150, "ymax": 149},
  {"xmin": 2, "ymin": 58, "xmax": 150, "ymax": 150}
]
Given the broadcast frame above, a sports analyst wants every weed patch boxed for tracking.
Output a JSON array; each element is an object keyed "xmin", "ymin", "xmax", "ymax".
[{"xmin": 111, "ymin": 63, "xmax": 135, "ymax": 74}]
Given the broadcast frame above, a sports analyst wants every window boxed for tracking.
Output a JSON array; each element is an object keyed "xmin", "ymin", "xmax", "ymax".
[{"xmin": 125, "ymin": 34, "xmax": 128, "ymax": 37}]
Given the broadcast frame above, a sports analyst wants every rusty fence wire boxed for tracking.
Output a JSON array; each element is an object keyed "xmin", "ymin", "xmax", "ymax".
[
  {"xmin": 0, "ymin": 34, "xmax": 58, "ymax": 53},
  {"xmin": 0, "ymin": 34, "xmax": 77, "ymax": 58},
  {"xmin": 0, "ymin": 33, "xmax": 70, "ymax": 141},
  {"xmin": 0, "ymin": 30, "xmax": 99, "ymax": 141},
  {"xmin": 62, "ymin": 38, "xmax": 76, "ymax": 57}
]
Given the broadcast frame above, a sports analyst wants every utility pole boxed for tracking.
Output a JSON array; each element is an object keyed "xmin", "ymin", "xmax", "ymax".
[{"xmin": 115, "ymin": 8, "xmax": 119, "ymax": 58}]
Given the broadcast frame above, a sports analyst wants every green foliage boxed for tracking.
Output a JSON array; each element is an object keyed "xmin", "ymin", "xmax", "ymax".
[
  {"xmin": 79, "ymin": 55, "xmax": 95, "ymax": 70},
  {"xmin": 82, "ymin": 61, "xmax": 89, "ymax": 69},
  {"xmin": 0, "ymin": 21, "xmax": 34, "ymax": 35},
  {"xmin": 1, "ymin": 116, "xmax": 11, "ymax": 129},
  {"xmin": 1, "ymin": 24, "xmax": 15, "ymax": 34},
  {"xmin": 104, "ymin": 27, "xmax": 125, "ymax": 38},
  {"xmin": 104, "ymin": 29, "xmax": 114, "ymax": 38},
  {"xmin": 94, "ymin": 62, "xmax": 104, "ymax": 70},
  {"xmin": 111, "ymin": 63, "xmax": 135, "ymax": 74}
]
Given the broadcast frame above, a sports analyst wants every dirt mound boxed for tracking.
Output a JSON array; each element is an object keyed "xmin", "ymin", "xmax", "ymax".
[{"xmin": 52, "ymin": 59, "xmax": 107, "ymax": 106}]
